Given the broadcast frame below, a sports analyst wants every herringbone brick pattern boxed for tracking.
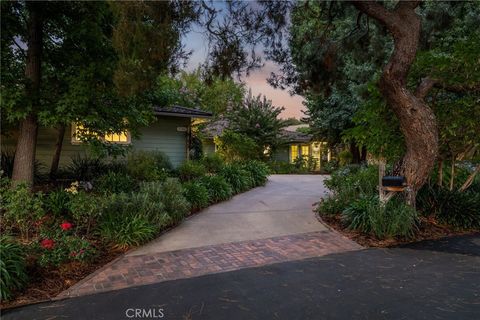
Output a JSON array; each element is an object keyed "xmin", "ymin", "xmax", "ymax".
[{"xmin": 58, "ymin": 230, "xmax": 361, "ymax": 298}]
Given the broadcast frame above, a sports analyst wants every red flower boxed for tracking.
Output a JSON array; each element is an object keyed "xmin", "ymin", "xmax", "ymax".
[
  {"xmin": 60, "ymin": 221, "xmax": 73, "ymax": 231},
  {"xmin": 41, "ymin": 239, "xmax": 55, "ymax": 250}
]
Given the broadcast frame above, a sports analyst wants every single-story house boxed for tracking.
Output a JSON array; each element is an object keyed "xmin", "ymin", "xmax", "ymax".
[
  {"xmin": 200, "ymin": 120, "xmax": 331, "ymax": 171},
  {"xmin": 1, "ymin": 106, "xmax": 212, "ymax": 169}
]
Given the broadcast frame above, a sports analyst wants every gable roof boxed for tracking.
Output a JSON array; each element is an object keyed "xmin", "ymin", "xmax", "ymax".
[{"xmin": 153, "ymin": 105, "xmax": 213, "ymax": 118}]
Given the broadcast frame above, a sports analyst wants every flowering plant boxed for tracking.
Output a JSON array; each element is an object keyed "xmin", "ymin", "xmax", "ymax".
[{"xmin": 36, "ymin": 219, "xmax": 95, "ymax": 267}]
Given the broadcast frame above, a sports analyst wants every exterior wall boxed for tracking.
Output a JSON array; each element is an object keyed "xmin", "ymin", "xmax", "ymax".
[
  {"xmin": 202, "ymin": 139, "xmax": 216, "ymax": 156},
  {"xmin": 0, "ymin": 116, "xmax": 191, "ymax": 170},
  {"xmin": 132, "ymin": 116, "xmax": 190, "ymax": 167},
  {"xmin": 272, "ymin": 146, "xmax": 289, "ymax": 162},
  {"xmin": 1, "ymin": 124, "xmax": 89, "ymax": 169}
]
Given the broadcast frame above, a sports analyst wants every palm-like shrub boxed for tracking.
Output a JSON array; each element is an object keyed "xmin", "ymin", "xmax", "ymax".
[
  {"xmin": 67, "ymin": 155, "xmax": 106, "ymax": 181},
  {"xmin": 200, "ymin": 175, "xmax": 233, "ymax": 203},
  {"xmin": 0, "ymin": 236, "xmax": 28, "ymax": 301}
]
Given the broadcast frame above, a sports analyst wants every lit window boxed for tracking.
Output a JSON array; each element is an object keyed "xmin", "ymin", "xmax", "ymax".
[
  {"xmin": 71, "ymin": 123, "xmax": 130, "ymax": 144},
  {"xmin": 105, "ymin": 132, "xmax": 129, "ymax": 143},
  {"xmin": 290, "ymin": 145, "xmax": 298, "ymax": 163},
  {"xmin": 301, "ymin": 145, "xmax": 310, "ymax": 157}
]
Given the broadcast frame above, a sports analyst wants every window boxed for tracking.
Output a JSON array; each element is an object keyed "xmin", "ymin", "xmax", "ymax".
[
  {"xmin": 71, "ymin": 123, "xmax": 130, "ymax": 144},
  {"xmin": 290, "ymin": 145, "xmax": 299, "ymax": 163},
  {"xmin": 301, "ymin": 145, "xmax": 310, "ymax": 157}
]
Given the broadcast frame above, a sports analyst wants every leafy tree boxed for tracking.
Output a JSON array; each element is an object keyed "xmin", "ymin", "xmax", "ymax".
[
  {"xmin": 226, "ymin": 92, "xmax": 287, "ymax": 160},
  {"xmin": 151, "ymin": 69, "xmax": 245, "ymax": 114}
]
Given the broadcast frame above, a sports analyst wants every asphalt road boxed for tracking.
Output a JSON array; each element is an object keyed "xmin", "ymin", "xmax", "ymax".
[{"xmin": 3, "ymin": 234, "xmax": 479, "ymax": 320}]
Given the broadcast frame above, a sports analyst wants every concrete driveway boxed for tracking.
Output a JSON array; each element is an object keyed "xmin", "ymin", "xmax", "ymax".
[{"xmin": 130, "ymin": 174, "xmax": 329, "ymax": 256}]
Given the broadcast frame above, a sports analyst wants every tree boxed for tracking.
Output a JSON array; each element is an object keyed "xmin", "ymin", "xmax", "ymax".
[
  {"xmin": 226, "ymin": 92, "xmax": 287, "ymax": 160},
  {"xmin": 151, "ymin": 69, "xmax": 245, "ymax": 114}
]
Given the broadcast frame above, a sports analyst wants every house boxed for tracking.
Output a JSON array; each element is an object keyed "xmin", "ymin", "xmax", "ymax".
[
  {"xmin": 1, "ymin": 106, "xmax": 212, "ymax": 169},
  {"xmin": 200, "ymin": 120, "xmax": 331, "ymax": 171}
]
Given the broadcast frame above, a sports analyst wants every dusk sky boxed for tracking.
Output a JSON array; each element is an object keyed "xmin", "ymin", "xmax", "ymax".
[{"xmin": 183, "ymin": 28, "xmax": 305, "ymax": 119}]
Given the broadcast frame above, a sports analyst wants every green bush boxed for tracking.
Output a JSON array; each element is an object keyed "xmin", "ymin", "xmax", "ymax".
[
  {"xmin": 37, "ymin": 221, "xmax": 95, "ymax": 267},
  {"xmin": 140, "ymin": 179, "xmax": 190, "ymax": 223},
  {"xmin": 0, "ymin": 236, "xmax": 28, "ymax": 301},
  {"xmin": 268, "ymin": 161, "xmax": 303, "ymax": 174},
  {"xmin": 322, "ymin": 160, "xmax": 339, "ymax": 174},
  {"xmin": 177, "ymin": 161, "xmax": 207, "ymax": 182},
  {"xmin": 2, "ymin": 183, "xmax": 44, "ymax": 240},
  {"xmin": 242, "ymin": 160, "xmax": 269, "ymax": 186},
  {"xmin": 94, "ymin": 172, "xmax": 137, "ymax": 194},
  {"xmin": 68, "ymin": 191, "xmax": 103, "ymax": 235},
  {"xmin": 317, "ymin": 196, "xmax": 347, "ymax": 217},
  {"xmin": 182, "ymin": 181, "xmax": 209, "ymax": 211},
  {"xmin": 341, "ymin": 196, "xmax": 418, "ymax": 239},
  {"xmin": 126, "ymin": 150, "xmax": 172, "ymax": 181},
  {"xmin": 437, "ymin": 190, "xmax": 480, "ymax": 229},
  {"xmin": 66, "ymin": 155, "xmax": 106, "ymax": 181},
  {"xmin": 98, "ymin": 192, "xmax": 165, "ymax": 248},
  {"xmin": 201, "ymin": 153, "xmax": 225, "ymax": 173},
  {"xmin": 220, "ymin": 163, "xmax": 253, "ymax": 193},
  {"xmin": 44, "ymin": 189, "xmax": 71, "ymax": 216},
  {"xmin": 417, "ymin": 183, "xmax": 480, "ymax": 229},
  {"xmin": 338, "ymin": 150, "xmax": 353, "ymax": 166},
  {"xmin": 200, "ymin": 175, "xmax": 233, "ymax": 203}
]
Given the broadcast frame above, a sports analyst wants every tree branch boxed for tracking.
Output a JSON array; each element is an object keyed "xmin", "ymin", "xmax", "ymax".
[
  {"xmin": 350, "ymin": 1, "xmax": 393, "ymax": 28},
  {"xmin": 415, "ymin": 77, "xmax": 480, "ymax": 99}
]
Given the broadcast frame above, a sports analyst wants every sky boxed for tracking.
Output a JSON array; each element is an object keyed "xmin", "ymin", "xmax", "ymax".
[{"xmin": 183, "ymin": 27, "xmax": 305, "ymax": 120}]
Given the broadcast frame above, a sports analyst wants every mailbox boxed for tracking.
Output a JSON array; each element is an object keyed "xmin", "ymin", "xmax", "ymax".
[{"xmin": 382, "ymin": 176, "xmax": 405, "ymax": 187}]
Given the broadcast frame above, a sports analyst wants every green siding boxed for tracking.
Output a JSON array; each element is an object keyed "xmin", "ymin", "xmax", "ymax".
[
  {"xmin": 132, "ymin": 116, "xmax": 190, "ymax": 167},
  {"xmin": 1, "ymin": 116, "xmax": 191, "ymax": 170}
]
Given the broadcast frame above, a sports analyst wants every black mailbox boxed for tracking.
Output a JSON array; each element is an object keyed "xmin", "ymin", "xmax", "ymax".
[{"xmin": 382, "ymin": 176, "xmax": 405, "ymax": 187}]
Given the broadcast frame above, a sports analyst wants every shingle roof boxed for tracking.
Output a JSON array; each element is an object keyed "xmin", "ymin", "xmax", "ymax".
[
  {"xmin": 153, "ymin": 105, "xmax": 213, "ymax": 118},
  {"xmin": 201, "ymin": 118, "xmax": 313, "ymax": 143}
]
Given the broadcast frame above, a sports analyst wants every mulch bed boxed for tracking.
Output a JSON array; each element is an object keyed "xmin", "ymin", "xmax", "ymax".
[
  {"xmin": 319, "ymin": 214, "xmax": 475, "ymax": 248},
  {"xmin": 0, "ymin": 247, "xmax": 125, "ymax": 310}
]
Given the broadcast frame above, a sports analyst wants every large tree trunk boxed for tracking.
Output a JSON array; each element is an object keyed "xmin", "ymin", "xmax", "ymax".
[
  {"xmin": 11, "ymin": 2, "xmax": 43, "ymax": 186},
  {"xmin": 353, "ymin": 1, "xmax": 439, "ymax": 205},
  {"xmin": 49, "ymin": 125, "xmax": 66, "ymax": 180}
]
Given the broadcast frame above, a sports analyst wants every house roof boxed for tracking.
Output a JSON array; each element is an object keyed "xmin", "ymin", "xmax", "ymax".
[
  {"xmin": 279, "ymin": 129, "xmax": 312, "ymax": 143},
  {"xmin": 153, "ymin": 105, "xmax": 213, "ymax": 118},
  {"xmin": 201, "ymin": 118, "xmax": 313, "ymax": 143}
]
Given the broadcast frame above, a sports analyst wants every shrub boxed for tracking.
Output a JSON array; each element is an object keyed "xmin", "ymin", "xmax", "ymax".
[
  {"xmin": 2, "ymin": 183, "xmax": 44, "ymax": 240},
  {"xmin": 436, "ymin": 190, "xmax": 480, "ymax": 230},
  {"xmin": 317, "ymin": 196, "xmax": 347, "ymax": 217},
  {"xmin": 98, "ymin": 192, "xmax": 163, "ymax": 248},
  {"xmin": 268, "ymin": 161, "xmax": 302, "ymax": 174},
  {"xmin": 37, "ymin": 222, "xmax": 95, "ymax": 267},
  {"xmin": 66, "ymin": 155, "xmax": 106, "ymax": 181},
  {"xmin": 183, "ymin": 181, "xmax": 209, "ymax": 211},
  {"xmin": 126, "ymin": 150, "xmax": 172, "ymax": 181},
  {"xmin": 200, "ymin": 175, "xmax": 233, "ymax": 203},
  {"xmin": 0, "ymin": 236, "xmax": 28, "ymax": 301},
  {"xmin": 322, "ymin": 160, "xmax": 339, "ymax": 174},
  {"xmin": 220, "ymin": 163, "xmax": 253, "ymax": 193},
  {"xmin": 68, "ymin": 191, "xmax": 103, "ymax": 235},
  {"xmin": 242, "ymin": 160, "xmax": 269, "ymax": 187},
  {"xmin": 140, "ymin": 179, "xmax": 190, "ymax": 223},
  {"xmin": 417, "ymin": 183, "xmax": 480, "ymax": 230},
  {"xmin": 44, "ymin": 189, "xmax": 71, "ymax": 216},
  {"xmin": 94, "ymin": 172, "xmax": 137, "ymax": 194},
  {"xmin": 177, "ymin": 161, "xmax": 207, "ymax": 182},
  {"xmin": 341, "ymin": 196, "xmax": 418, "ymax": 239},
  {"xmin": 201, "ymin": 154, "xmax": 225, "ymax": 173},
  {"xmin": 338, "ymin": 150, "xmax": 353, "ymax": 166}
]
